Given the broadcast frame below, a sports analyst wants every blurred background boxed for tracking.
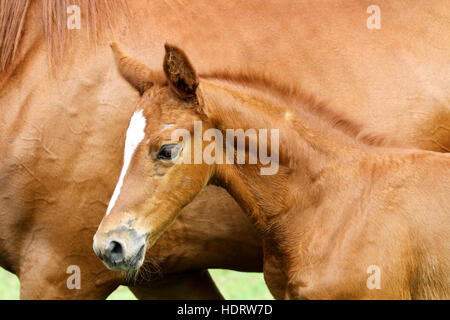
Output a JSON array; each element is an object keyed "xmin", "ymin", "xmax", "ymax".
[{"xmin": 0, "ymin": 267, "xmax": 272, "ymax": 300}]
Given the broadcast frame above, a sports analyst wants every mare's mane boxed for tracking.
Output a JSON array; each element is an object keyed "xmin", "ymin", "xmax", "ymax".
[{"xmin": 0, "ymin": 0, "xmax": 127, "ymax": 72}]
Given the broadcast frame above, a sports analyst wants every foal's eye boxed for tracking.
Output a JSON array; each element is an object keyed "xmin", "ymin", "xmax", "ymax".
[{"xmin": 157, "ymin": 144, "xmax": 180, "ymax": 161}]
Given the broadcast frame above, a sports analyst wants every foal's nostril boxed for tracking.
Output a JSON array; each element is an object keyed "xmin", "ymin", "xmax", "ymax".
[{"xmin": 106, "ymin": 240, "xmax": 125, "ymax": 264}]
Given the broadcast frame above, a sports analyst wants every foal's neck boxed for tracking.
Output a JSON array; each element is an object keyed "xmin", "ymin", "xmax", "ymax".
[{"xmin": 200, "ymin": 79, "xmax": 367, "ymax": 231}]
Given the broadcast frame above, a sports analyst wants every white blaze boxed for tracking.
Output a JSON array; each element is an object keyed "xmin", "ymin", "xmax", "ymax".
[{"xmin": 106, "ymin": 109, "xmax": 147, "ymax": 215}]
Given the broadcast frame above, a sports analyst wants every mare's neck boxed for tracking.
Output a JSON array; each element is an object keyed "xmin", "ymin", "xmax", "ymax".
[{"xmin": 199, "ymin": 80, "xmax": 367, "ymax": 231}]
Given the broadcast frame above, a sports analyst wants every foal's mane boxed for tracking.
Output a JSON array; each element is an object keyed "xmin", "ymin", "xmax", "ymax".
[
  {"xmin": 0, "ymin": 0, "xmax": 128, "ymax": 72},
  {"xmin": 201, "ymin": 70, "xmax": 393, "ymax": 148}
]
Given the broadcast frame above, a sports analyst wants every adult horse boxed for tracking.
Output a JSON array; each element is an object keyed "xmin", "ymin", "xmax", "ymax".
[
  {"xmin": 1, "ymin": 0, "xmax": 449, "ymax": 299},
  {"xmin": 94, "ymin": 43, "xmax": 450, "ymax": 299}
]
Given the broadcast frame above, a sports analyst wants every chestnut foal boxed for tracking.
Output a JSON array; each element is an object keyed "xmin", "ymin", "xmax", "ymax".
[{"xmin": 94, "ymin": 44, "xmax": 450, "ymax": 299}]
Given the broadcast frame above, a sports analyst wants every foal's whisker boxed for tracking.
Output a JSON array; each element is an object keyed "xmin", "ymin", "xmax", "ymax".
[{"xmin": 124, "ymin": 256, "xmax": 163, "ymax": 285}]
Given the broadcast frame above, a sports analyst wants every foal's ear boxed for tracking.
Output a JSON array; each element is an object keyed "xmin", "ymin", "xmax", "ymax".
[
  {"xmin": 111, "ymin": 42, "xmax": 163, "ymax": 95},
  {"xmin": 163, "ymin": 44, "xmax": 198, "ymax": 100}
]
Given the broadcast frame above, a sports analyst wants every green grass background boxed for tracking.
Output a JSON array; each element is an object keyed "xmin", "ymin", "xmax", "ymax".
[{"xmin": 0, "ymin": 267, "xmax": 272, "ymax": 300}]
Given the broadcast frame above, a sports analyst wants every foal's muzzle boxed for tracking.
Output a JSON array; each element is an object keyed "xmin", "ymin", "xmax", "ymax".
[{"xmin": 93, "ymin": 227, "xmax": 148, "ymax": 271}]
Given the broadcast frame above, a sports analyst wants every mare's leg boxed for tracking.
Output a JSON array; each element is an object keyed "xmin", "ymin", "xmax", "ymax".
[{"xmin": 129, "ymin": 270, "xmax": 223, "ymax": 300}]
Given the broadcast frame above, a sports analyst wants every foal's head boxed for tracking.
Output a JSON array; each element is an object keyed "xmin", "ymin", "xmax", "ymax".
[
  {"xmin": 93, "ymin": 44, "xmax": 219, "ymax": 271},
  {"xmin": 94, "ymin": 43, "xmax": 284, "ymax": 271}
]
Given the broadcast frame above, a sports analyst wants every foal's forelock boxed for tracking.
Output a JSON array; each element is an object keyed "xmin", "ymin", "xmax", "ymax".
[{"xmin": 106, "ymin": 109, "xmax": 147, "ymax": 215}]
